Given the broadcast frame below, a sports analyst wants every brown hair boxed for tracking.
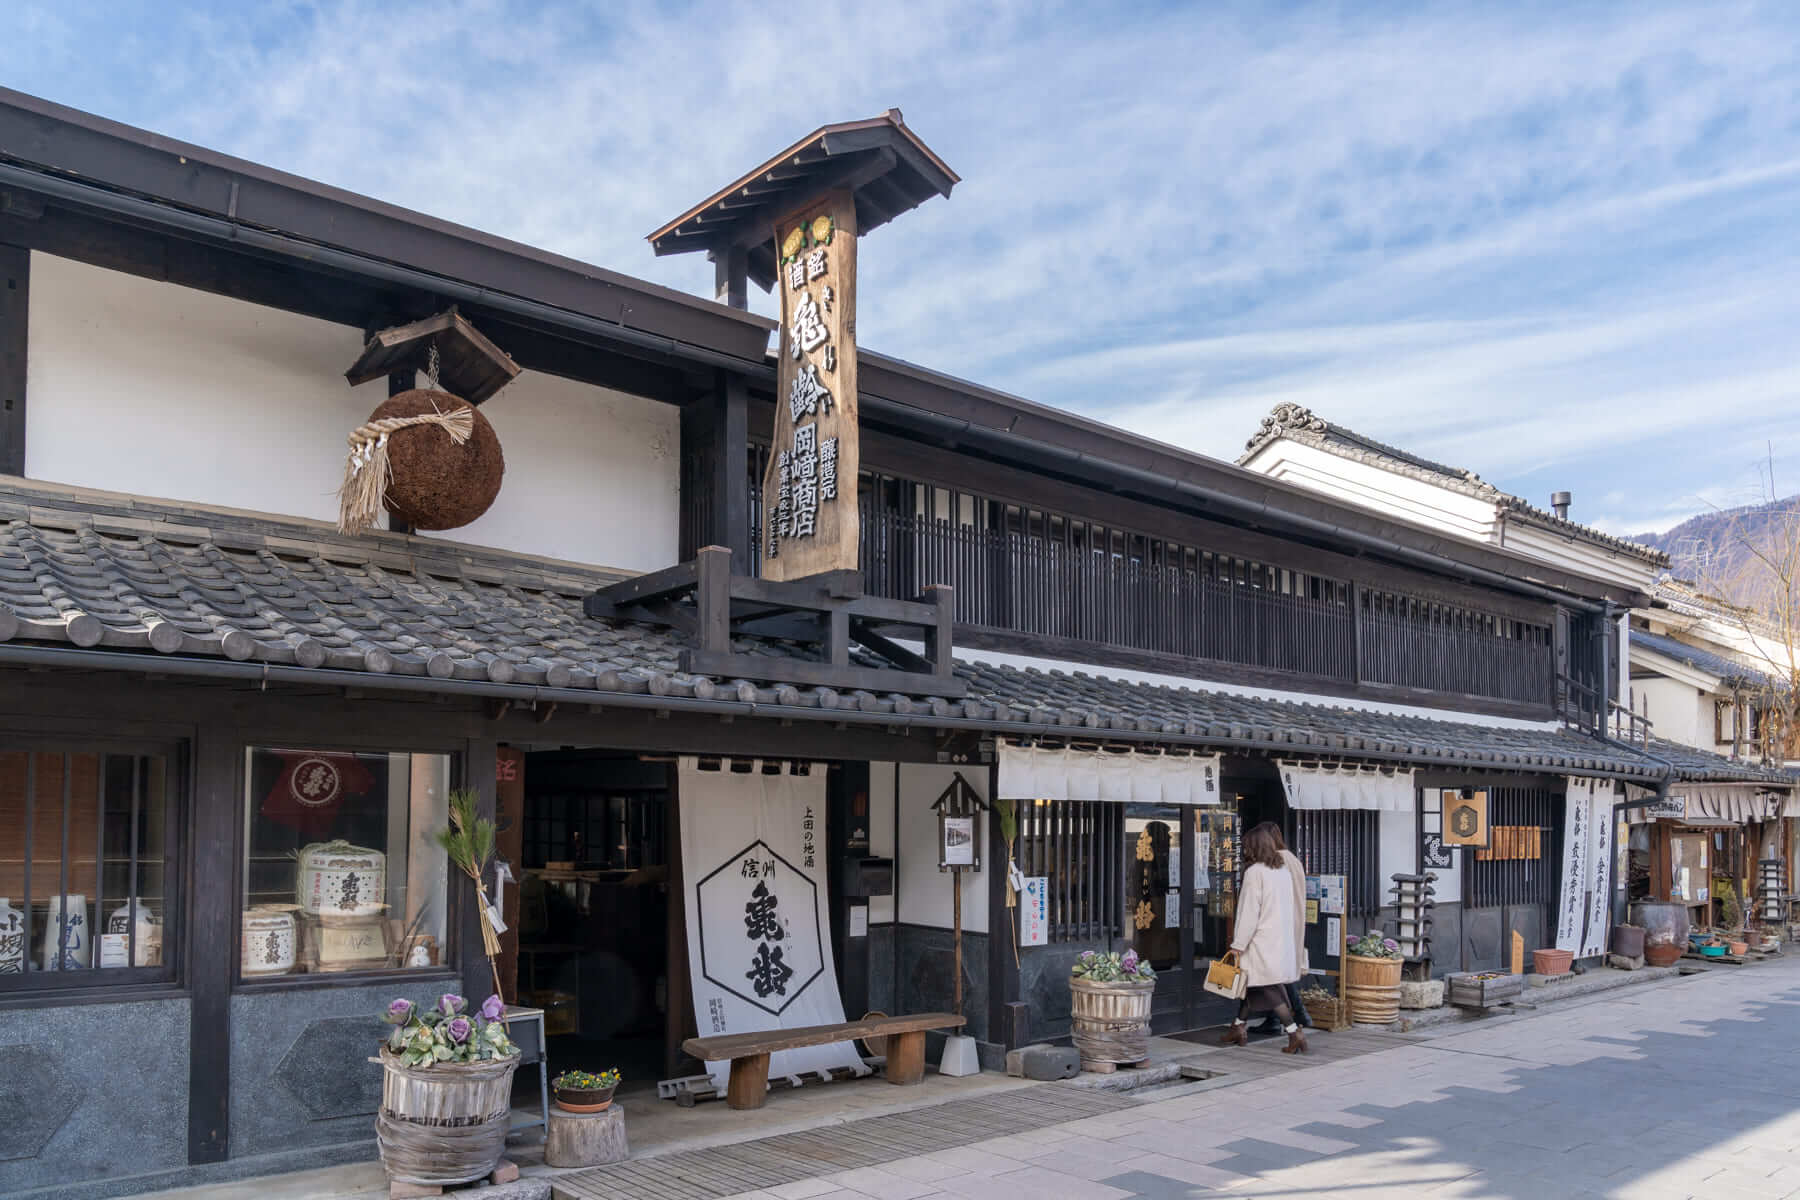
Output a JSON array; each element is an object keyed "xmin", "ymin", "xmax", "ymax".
[{"xmin": 1244, "ymin": 822, "xmax": 1285, "ymax": 870}]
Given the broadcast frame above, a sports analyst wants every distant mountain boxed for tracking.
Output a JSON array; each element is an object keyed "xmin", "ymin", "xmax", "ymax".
[{"xmin": 1635, "ymin": 495, "xmax": 1800, "ymax": 618}]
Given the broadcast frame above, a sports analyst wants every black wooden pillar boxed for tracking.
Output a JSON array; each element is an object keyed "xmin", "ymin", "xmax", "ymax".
[
  {"xmin": 461, "ymin": 735, "xmax": 500, "ymax": 1003},
  {"xmin": 385, "ymin": 363, "xmax": 416, "ymax": 534},
  {"xmin": 829, "ymin": 761, "xmax": 871, "ymax": 1021},
  {"xmin": 713, "ymin": 245, "xmax": 748, "ymax": 311},
  {"xmin": 186, "ymin": 731, "xmax": 235, "ymax": 1165},
  {"xmin": 679, "ymin": 372, "xmax": 750, "ymax": 570},
  {"xmin": 986, "ymin": 760, "xmax": 1023, "ymax": 1048},
  {"xmin": 0, "ymin": 244, "xmax": 27, "ymax": 477}
]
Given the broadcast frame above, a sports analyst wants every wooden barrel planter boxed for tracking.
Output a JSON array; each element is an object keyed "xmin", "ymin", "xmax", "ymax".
[
  {"xmin": 1344, "ymin": 954, "xmax": 1403, "ymax": 1024},
  {"xmin": 1069, "ymin": 977, "xmax": 1155, "ymax": 1065},
  {"xmin": 375, "ymin": 1050, "xmax": 521, "ymax": 1187}
]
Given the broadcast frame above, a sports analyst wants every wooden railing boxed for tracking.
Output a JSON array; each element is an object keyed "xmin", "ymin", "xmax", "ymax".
[
  {"xmin": 862, "ymin": 510, "xmax": 1358, "ymax": 682},
  {"xmin": 1358, "ymin": 610, "xmax": 1553, "ymax": 706}
]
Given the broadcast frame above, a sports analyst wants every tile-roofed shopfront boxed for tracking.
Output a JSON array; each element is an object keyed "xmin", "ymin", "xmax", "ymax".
[{"xmin": 2, "ymin": 87, "xmax": 1792, "ymax": 1200}]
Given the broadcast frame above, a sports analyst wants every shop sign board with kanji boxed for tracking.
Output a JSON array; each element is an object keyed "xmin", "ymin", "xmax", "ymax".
[
  {"xmin": 1443, "ymin": 790, "xmax": 1489, "ymax": 847},
  {"xmin": 763, "ymin": 192, "xmax": 859, "ymax": 581}
]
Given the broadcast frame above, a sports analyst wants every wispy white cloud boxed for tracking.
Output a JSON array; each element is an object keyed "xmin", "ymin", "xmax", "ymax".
[{"xmin": 4, "ymin": 1, "xmax": 1800, "ymax": 537}]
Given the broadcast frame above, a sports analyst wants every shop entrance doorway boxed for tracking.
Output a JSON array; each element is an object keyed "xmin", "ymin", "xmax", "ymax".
[{"xmin": 511, "ymin": 750, "xmax": 676, "ymax": 1093}]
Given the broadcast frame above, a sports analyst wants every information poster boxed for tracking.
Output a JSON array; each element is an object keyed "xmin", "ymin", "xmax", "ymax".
[
  {"xmin": 1325, "ymin": 916, "xmax": 1341, "ymax": 956},
  {"xmin": 1318, "ymin": 875, "xmax": 1346, "ymax": 916},
  {"xmin": 1020, "ymin": 876, "xmax": 1049, "ymax": 947}
]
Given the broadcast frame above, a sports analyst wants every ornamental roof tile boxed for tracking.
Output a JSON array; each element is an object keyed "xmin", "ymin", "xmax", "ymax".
[
  {"xmin": 0, "ymin": 483, "xmax": 1774, "ymax": 788},
  {"xmin": 1240, "ymin": 403, "xmax": 1668, "ymax": 567}
]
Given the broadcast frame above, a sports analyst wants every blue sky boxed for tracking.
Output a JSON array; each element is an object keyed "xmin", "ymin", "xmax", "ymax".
[{"xmin": 6, "ymin": 1, "xmax": 1799, "ymax": 534}]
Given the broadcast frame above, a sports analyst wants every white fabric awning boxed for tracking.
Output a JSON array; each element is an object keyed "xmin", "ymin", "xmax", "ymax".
[
  {"xmin": 1277, "ymin": 761, "xmax": 1416, "ymax": 811},
  {"xmin": 1625, "ymin": 783, "xmax": 1791, "ymax": 825},
  {"xmin": 995, "ymin": 741, "xmax": 1222, "ymax": 805}
]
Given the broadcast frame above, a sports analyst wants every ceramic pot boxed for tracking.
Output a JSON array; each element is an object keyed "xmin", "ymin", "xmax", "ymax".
[
  {"xmin": 554, "ymin": 1085, "xmax": 616, "ymax": 1114},
  {"xmin": 101, "ymin": 900, "xmax": 162, "ymax": 968},
  {"xmin": 42, "ymin": 894, "xmax": 90, "ymax": 971},
  {"xmin": 297, "ymin": 840, "xmax": 386, "ymax": 916},
  {"xmin": 1532, "ymin": 948, "xmax": 1574, "ymax": 976},
  {"xmin": 1644, "ymin": 943, "xmax": 1683, "ymax": 967},
  {"xmin": 242, "ymin": 906, "xmax": 298, "ymax": 976},
  {"xmin": 0, "ymin": 898, "xmax": 24, "ymax": 975}
]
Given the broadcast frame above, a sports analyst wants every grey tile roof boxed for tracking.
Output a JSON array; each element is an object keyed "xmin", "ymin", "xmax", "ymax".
[
  {"xmin": 1632, "ymin": 629, "xmax": 1783, "ymax": 690},
  {"xmin": 1240, "ymin": 403, "xmax": 1668, "ymax": 566},
  {"xmin": 0, "ymin": 483, "xmax": 1776, "ymax": 787}
]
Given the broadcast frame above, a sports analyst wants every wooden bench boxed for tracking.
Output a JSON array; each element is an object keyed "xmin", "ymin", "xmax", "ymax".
[{"xmin": 683, "ymin": 1012, "xmax": 966, "ymax": 1110}]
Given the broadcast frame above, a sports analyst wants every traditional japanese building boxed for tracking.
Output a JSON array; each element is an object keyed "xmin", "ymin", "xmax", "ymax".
[{"xmin": 0, "ymin": 90, "xmax": 1786, "ymax": 1198}]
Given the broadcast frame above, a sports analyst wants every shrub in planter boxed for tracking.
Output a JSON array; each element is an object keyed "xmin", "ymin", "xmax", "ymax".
[
  {"xmin": 1069, "ymin": 950, "xmax": 1156, "ymax": 1066},
  {"xmin": 375, "ymin": 993, "xmax": 520, "ymax": 1187},
  {"xmin": 1344, "ymin": 931, "xmax": 1404, "ymax": 1024}
]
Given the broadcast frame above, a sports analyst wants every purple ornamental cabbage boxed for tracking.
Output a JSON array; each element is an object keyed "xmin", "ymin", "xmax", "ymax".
[
  {"xmin": 383, "ymin": 998, "xmax": 415, "ymax": 1025},
  {"xmin": 438, "ymin": 993, "xmax": 466, "ymax": 1017},
  {"xmin": 1120, "ymin": 949, "xmax": 1139, "ymax": 973},
  {"xmin": 1383, "ymin": 938, "xmax": 1400, "ymax": 952},
  {"xmin": 445, "ymin": 1016, "xmax": 473, "ymax": 1044},
  {"xmin": 1080, "ymin": 950, "xmax": 1097, "ymax": 961},
  {"xmin": 480, "ymin": 994, "xmax": 506, "ymax": 1022}
]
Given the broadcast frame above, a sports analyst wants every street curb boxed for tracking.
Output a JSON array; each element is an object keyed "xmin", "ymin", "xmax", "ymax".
[{"xmin": 1391, "ymin": 962, "xmax": 1688, "ymax": 1032}]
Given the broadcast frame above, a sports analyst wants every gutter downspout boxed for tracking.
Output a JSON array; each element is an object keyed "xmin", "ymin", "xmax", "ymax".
[{"xmin": 0, "ymin": 641, "xmax": 1659, "ymax": 783}]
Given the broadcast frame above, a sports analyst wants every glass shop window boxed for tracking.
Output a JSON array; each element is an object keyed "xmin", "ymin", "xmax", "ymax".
[
  {"xmin": 0, "ymin": 747, "xmax": 178, "ymax": 989},
  {"xmin": 241, "ymin": 747, "xmax": 452, "ymax": 980}
]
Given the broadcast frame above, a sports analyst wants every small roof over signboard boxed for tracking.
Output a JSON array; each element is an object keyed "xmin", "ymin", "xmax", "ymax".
[{"xmin": 648, "ymin": 109, "xmax": 958, "ymax": 290}]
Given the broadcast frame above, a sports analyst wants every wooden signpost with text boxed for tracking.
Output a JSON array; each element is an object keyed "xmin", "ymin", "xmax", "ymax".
[{"xmin": 763, "ymin": 192, "xmax": 859, "ymax": 581}]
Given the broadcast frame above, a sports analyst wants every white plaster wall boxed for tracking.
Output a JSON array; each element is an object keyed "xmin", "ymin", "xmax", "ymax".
[
  {"xmin": 1635, "ymin": 676, "xmax": 1706, "ymax": 750},
  {"xmin": 867, "ymin": 762, "xmax": 897, "ymax": 925},
  {"xmin": 23, "ymin": 253, "xmax": 678, "ymax": 571},
  {"xmin": 1378, "ymin": 807, "xmax": 1418, "ymax": 883},
  {"xmin": 894, "ymin": 763, "xmax": 989, "ymax": 934},
  {"xmin": 1240, "ymin": 441, "xmax": 1498, "ymax": 543},
  {"xmin": 419, "ymin": 367, "xmax": 678, "ymax": 571},
  {"xmin": 1498, "ymin": 521, "xmax": 1660, "ymax": 595}
]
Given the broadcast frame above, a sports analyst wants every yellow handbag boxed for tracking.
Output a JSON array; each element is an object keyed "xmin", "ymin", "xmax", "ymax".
[{"xmin": 1204, "ymin": 950, "xmax": 1248, "ymax": 1000}]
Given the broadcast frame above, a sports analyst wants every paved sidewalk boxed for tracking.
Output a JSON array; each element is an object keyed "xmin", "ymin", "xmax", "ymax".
[{"xmin": 705, "ymin": 960, "xmax": 1800, "ymax": 1199}]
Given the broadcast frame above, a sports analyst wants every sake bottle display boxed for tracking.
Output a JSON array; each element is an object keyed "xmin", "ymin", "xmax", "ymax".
[
  {"xmin": 101, "ymin": 899, "xmax": 163, "ymax": 968},
  {"xmin": 0, "ymin": 898, "xmax": 24, "ymax": 975},
  {"xmin": 296, "ymin": 840, "xmax": 387, "ymax": 916},
  {"xmin": 241, "ymin": 906, "xmax": 298, "ymax": 976},
  {"xmin": 43, "ymin": 894, "xmax": 90, "ymax": 970}
]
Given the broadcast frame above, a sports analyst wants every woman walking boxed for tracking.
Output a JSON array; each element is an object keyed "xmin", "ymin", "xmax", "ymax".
[{"xmin": 1218, "ymin": 821, "xmax": 1308, "ymax": 1054}]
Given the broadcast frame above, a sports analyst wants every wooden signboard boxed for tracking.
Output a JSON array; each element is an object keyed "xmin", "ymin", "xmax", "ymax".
[
  {"xmin": 1444, "ymin": 790, "xmax": 1490, "ymax": 848},
  {"xmin": 763, "ymin": 191, "xmax": 859, "ymax": 581}
]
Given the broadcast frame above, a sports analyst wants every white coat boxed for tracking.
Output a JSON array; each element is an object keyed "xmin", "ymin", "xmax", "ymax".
[{"xmin": 1230, "ymin": 850, "xmax": 1307, "ymax": 988}]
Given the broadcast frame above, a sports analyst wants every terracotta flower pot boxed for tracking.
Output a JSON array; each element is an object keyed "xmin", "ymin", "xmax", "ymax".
[
  {"xmin": 1644, "ymin": 943, "xmax": 1683, "ymax": 967},
  {"xmin": 554, "ymin": 1085, "xmax": 616, "ymax": 1114},
  {"xmin": 1532, "ymin": 948, "xmax": 1574, "ymax": 976}
]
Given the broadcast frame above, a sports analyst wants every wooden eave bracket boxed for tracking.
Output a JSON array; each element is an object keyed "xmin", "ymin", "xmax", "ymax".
[
  {"xmin": 584, "ymin": 545, "xmax": 966, "ymax": 699},
  {"xmin": 345, "ymin": 307, "xmax": 520, "ymax": 404}
]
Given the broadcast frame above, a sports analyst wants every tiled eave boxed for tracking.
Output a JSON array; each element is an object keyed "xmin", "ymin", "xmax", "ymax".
[{"xmin": 0, "ymin": 484, "xmax": 1782, "ymax": 789}]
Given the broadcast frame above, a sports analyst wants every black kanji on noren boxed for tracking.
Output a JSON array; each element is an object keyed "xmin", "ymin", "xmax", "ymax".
[
  {"xmin": 744, "ymin": 879, "xmax": 784, "ymax": 942},
  {"xmin": 746, "ymin": 942, "xmax": 795, "ymax": 998}
]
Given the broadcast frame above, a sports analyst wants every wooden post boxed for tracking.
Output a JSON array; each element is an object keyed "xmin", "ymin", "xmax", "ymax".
[
  {"xmin": 726, "ymin": 1053, "xmax": 770, "ymax": 1110},
  {"xmin": 884, "ymin": 1030, "xmax": 927, "ymax": 1085},
  {"xmin": 545, "ymin": 1105, "xmax": 629, "ymax": 1168},
  {"xmin": 952, "ymin": 864, "xmax": 963, "ymax": 1018},
  {"xmin": 0, "ymin": 245, "xmax": 26, "ymax": 478}
]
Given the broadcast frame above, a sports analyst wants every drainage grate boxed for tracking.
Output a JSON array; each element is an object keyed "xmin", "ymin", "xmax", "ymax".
[{"xmin": 552, "ymin": 1083, "xmax": 1138, "ymax": 1199}]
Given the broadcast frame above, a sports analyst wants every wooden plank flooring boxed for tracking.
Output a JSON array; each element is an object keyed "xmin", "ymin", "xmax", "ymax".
[{"xmin": 552, "ymin": 1084, "xmax": 1137, "ymax": 1199}]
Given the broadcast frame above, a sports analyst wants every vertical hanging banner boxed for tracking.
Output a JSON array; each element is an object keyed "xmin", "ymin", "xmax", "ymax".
[
  {"xmin": 763, "ymin": 193, "xmax": 860, "ymax": 581},
  {"xmin": 678, "ymin": 758, "xmax": 866, "ymax": 1091},
  {"xmin": 1581, "ymin": 783, "xmax": 1614, "ymax": 959},
  {"xmin": 1556, "ymin": 777, "xmax": 1614, "ymax": 955},
  {"xmin": 1555, "ymin": 778, "xmax": 1591, "ymax": 952}
]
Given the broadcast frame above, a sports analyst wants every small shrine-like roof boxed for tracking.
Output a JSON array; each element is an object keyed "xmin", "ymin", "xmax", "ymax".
[{"xmin": 648, "ymin": 110, "xmax": 958, "ymax": 290}]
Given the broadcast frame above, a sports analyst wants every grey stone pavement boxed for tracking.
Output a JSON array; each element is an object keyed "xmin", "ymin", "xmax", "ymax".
[{"xmin": 724, "ymin": 959, "xmax": 1800, "ymax": 1200}]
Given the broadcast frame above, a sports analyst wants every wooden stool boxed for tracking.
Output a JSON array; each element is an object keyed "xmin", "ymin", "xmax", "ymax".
[{"xmin": 545, "ymin": 1104, "xmax": 628, "ymax": 1168}]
